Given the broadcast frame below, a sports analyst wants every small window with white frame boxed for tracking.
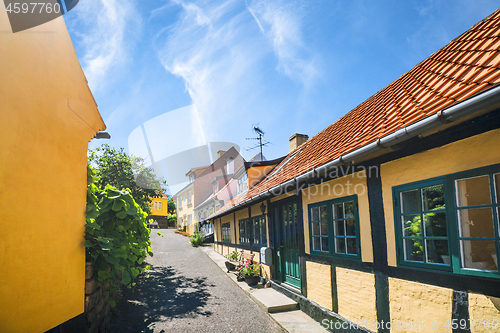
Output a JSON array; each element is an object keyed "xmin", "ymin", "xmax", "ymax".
[{"xmin": 154, "ymin": 201, "xmax": 162, "ymax": 211}]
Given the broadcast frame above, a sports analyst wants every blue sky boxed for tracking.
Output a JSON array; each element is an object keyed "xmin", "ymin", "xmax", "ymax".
[{"xmin": 64, "ymin": 0, "xmax": 499, "ymax": 194}]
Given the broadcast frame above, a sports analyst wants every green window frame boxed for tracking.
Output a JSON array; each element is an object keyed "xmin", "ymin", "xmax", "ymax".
[
  {"xmin": 393, "ymin": 163, "xmax": 500, "ymax": 278},
  {"xmin": 239, "ymin": 218, "xmax": 251, "ymax": 244},
  {"xmin": 308, "ymin": 195, "xmax": 361, "ymax": 259},
  {"xmin": 252, "ymin": 215, "xmax": 267, "ymax": 247},
  {"xmin": 222, "ymin": 222, "xmax": 231, "ymax": 243},
  {"xmin": 239, "ymin": 215, "xmax": 267, "ymax": 247}
]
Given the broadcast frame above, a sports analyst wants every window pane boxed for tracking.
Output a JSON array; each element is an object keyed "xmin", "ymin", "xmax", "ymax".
[
  {"xmin": 319, "ymin": 206, "xmax": 327, "ymax": 220},
  {"xmin": 404, "ymin": 238, "xmax": 424, "ymax": 262},
  {"xmin": 344, "ymin": 201, "xmax": 355, "ymax": 218},
  {"xmin": 335, "ymin": 238, "xmax": 346, "ymax": 254},
  {"xmin": 311, "ymin": 207, "xmax": 319, "ymax": 221},
  {"xmin": 346, "ymin": 238, "xmax": 357, "ymax": 254},
  {"xmin": 334, "ymin": 220, "xmax": 345, "ymax": 236},
  {"xmin": 321, "ymin": 238, "xmax": 329, "ymax": 252},
  {"xmin": 461, "ymin": 240, "xmax": 497, "ymax": 270},
  {"xmin": 401, "ymin": 189, "xmax": 420, "ymax": 213},
  {"xmin": 311, "ymin": 222, "xmax": 320, "ymax": 236},
  {"xmin": 345, "ymin": 219, "xmax": 356, "ymax": 236},
  {"xmin": 333, "ymin": 203, "xmax": 343, "ymax": 219},
  {"xmin": 423, "ymin": 212, "xmax": 447, "ymax": 237},
  {"xmin": 320, "ymin": 221, "xmax": 328, "ymax": 236},
  {"xmin": 312, "ymin": 237, "xmax": 321, "ymax": 251},
  {"xmin": 403, "ymin": 214, "xmax": 421, "ymax": 237},
  {"xmin": 495, "ymin": 174, "xmax": 500, "ymax": 203},
  {"xmin": 456, "ymin": 175, "xmax": 491, "ymax": 207},
  {"xmin": 458, "ymin": 208, "xmax": 495, "ymax": 238},
  {"xmin": 422, "ymin": 185, "xmax": 445, "ymax": 211},
  {"xmin": 425, "ymin": 239, "xmax": 449, "ymax": 264}
]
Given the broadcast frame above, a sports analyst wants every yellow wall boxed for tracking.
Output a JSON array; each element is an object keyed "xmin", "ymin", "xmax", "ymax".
[
  {"xmin": 469, "ymin": 294, "xmax": 500, "ymax": 333},
  {"xmin": 176, "ymin": 184, "xmax": 194, "ymax": 234},
  {"xmin": 306, "ymin": 262, "xmax": 333, "ymax": 310},
  {"xmin": 301, "ymin": 170, "xmax": 373, "ymax": 262},
  {"xmin": 381, "ymin": 128, "xmax": 500, "ymax": 267},
  {"xmin": 337, "ymin": 268, "xmax": 377, "ymax": 329},
  {"xmin": 149, "ymin": 197, "xmax": 170, "ymax": 216},
  {"xmin": 0, "ymin": 6, "xmax": 105, "ymax": 333},
  {"xmin": 388, "ymin": 278, "xmax": 452, "ymax": 332}
]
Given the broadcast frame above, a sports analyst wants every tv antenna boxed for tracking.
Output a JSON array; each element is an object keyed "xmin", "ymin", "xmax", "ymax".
[{"xmin": 245, "ymin": 125, "xmax": 271, "ymax": 158}]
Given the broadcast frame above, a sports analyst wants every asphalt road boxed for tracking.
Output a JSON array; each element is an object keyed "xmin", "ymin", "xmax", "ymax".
[{"xmin": 108, "ymin": 229, "xmax": 283, "ymax": 333}]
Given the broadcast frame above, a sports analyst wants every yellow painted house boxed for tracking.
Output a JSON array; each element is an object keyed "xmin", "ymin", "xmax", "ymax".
[
  {"xmin": 211, "ymin": 10, "xmax": 500, "ymax": 332},
  {"xmin": 149, "ymin": 194, "xmax": 174, "ymax": 228},
  {"xmin": 175, "ymin": 166, "xmax": 206, "ymax": 235},
  {"xmin": 0, "ymin": 5, "xmax": 105, "ymax": 333}
]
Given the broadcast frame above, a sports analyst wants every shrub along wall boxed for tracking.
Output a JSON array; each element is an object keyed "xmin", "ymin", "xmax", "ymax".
[{"xmin": 84, "ymin": 165, "xmax": 153, "ymax": 332}]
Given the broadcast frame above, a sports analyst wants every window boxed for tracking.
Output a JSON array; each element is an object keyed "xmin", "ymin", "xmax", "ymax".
[
  {"xmin": 154, "ymin": 201, "xmax": 162, "ymax": 211},
  {"xmin": 187, "ymin": 191, "xmax": 192, "ymax": 205},
  {"xmin": 227, "ymin": 158, "xmax": 234, "ymax": 174},
  {"xmin": 188, "ymin": 215, "xmax": 192, "ymax": 225},
  {"xmin": 393, "ymin": 164, "xmax": 500, "ymax": 277},
  {"xmin": 308, "ymin": 195, "xmax": 360, "ymax": 258},
  {"xmin": 238, "ymin": 173, "xmax": 248, "ymax": 194},
  {"xmin": 239, "ymin": 218, "xmax": 251, "ymax": 244},
  {"xmin": 253, "ymin": 215, "xmax": 267, "ymax": 246},
  {"xmin": 239, "ymin": 215, "xmax": 267, "ymax": 246},
  {"xmin": 394, "ymin": 180, "xmax": 449, "ymax": 268},
  {"xmin": 178, "ymin": 198, "xmax": 183, "ymax": 209},
  {"xmin": 222, "ymin": 222, "xmax": 231, "ymax": 243}
]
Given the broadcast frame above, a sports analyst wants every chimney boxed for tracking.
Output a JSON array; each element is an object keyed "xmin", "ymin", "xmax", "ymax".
[
  {"xmin": 289, "ymin": 134, "xmax": 308, "ymax": 152},
  {"xmin": 217, "ymin": 150, "xmax": 227, "ymax": 159}
]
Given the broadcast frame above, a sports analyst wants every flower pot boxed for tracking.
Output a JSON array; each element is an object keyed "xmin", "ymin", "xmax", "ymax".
[
  {"xmin": 441, "ymin": 255, "xmax": 450, "ymax": 265},
  {"xmin": 492, "ymin": 254, "xmax": 498, "ymax": 269},
  {"xmin": 225, "ymin": 261, "xmax": 236, "ymax": 272},
  {"xmin": 245, "ymin": 275, "xmax": 260, "ymax": 286}
]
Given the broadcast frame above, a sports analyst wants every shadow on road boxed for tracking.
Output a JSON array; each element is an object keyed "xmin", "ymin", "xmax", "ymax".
[{"xmin": 109, "ymin": 264, "xmax": 214, "ymax": 332}]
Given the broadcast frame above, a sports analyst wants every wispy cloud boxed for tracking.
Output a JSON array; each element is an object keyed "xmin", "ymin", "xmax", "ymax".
[
  {"xmin": 153, "ymin": 0, "xmax": 318, "ymax": 146},
  {"xmin": 248, "ymin": 0, "xmax": 317, "ymax": 85},
  {"xmin": 66, "ymin": 0, "xmax": 140, "ymax": 90}
]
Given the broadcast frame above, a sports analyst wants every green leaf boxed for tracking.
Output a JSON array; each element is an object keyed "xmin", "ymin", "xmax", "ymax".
[
  {"xmin": 108, "ymin": 298, "xmax": 116, "ymax": 307},
  {"xmin": 116, "ymin": 211, "xmax": 127, "ymax": 219},
  {"xmin": 83, "ymin": 240, "xmax": 94, "ymax": 248},
  {"xmin": 122, "ymin": 270, "xmax": 131, "ymax": 285},
  {"xmin": 131, "ymin": 267, "xmax": 140, "ymax": 278}
]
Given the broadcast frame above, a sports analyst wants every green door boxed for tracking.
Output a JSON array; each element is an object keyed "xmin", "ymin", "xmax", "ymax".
[{"xmin": 272, "ymin": 199, "xmax": 301, "ymax": 289}]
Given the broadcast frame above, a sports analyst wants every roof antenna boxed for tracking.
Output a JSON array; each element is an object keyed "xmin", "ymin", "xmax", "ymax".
[{"xmin": 245, "ymin": 124, "xmax": 271, "ymax": 159}]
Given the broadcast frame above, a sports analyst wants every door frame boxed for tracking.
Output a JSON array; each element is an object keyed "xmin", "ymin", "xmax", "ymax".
[{"xmin": 269, "ymin": 194, "xmax": 306, "ymax": 294}]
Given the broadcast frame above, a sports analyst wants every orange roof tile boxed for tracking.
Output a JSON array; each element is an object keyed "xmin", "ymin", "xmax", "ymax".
[{"xmin": 213, "ymin": 9, "xmax": 500, "ymax": 217}]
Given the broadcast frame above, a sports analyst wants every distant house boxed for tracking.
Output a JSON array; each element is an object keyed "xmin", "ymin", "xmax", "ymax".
[
  {"xmin": 175, "ymin": 165, "xmax": 208, "ymax": 234},
  {"xmin": 210, "ymin": 9, "xmax": 500, "ymax": 331},
  {"xmin": 149, "ymin": 194, "xmax": 174, "ymax": 228},
  {"xmin": 0, "ymin": 8, "xmax": 106, "ymax": 333}
]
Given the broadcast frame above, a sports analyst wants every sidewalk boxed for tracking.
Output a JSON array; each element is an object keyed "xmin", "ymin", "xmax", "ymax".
[{"xmin": 199, "ymin": 244, "xmax": 329, "ymax": 333}]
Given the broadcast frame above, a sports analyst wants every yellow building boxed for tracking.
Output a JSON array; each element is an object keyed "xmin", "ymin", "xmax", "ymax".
[
  {"xmin": 175, "ymin": 166, "xmax": 206, "ymax": 235},
  {"xmin": 211, "ymin": 10, "xmax": 500, "ymax": 332},
  {"xmin": 0, "ymin": 5, "xmax": 106, "ymax": 333},
  {"xmin": 149, "ymin": 194, "xmax": 174, "ymax": 228}
]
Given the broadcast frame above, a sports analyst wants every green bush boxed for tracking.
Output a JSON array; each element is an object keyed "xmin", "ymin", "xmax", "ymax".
[
  {"xmin": 189, "ymin": 231, "xmax": 206, "ymax": 247},
  {"xmin": 85, "ymin": 165, "xmax": 153, "ymax": 305}
]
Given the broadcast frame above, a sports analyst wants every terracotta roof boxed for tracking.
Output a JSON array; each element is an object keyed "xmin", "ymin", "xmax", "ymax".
[{"xmin": 214, "ymin": 9, "xmax": 500, "ymax": 216}]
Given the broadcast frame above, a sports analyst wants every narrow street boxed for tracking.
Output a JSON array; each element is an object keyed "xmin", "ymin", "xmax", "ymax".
[{"xmin": 108, "ymin": 229, "xmax": 284, "ymax": 333}]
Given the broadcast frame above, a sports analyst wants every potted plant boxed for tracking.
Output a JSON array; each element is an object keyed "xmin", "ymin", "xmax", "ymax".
[
  {"xmin": 224, "ymin": 251, "xmax": 240, "ymax": 272},
  {"xmin": 239, "ymin": 260, "xmax": 262, "ymax": 286}
]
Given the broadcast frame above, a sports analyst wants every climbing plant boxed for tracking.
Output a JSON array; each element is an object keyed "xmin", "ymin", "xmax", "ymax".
[{"xmin": 85, "ymin": 165, "xmax": 153, "ymax": 306}]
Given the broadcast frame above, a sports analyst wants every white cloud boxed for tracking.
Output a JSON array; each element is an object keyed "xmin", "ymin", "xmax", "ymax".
[
  {"xmin": 66, "ymin": 0, "xmax": 140, "ymax": 90},
  {"xmin": 248, "ymin": 0, "xmax": 317, "ymax": 85},
  {"xmin": 153, "ymin": 0, "xmax": 318, "ymax": 148}
]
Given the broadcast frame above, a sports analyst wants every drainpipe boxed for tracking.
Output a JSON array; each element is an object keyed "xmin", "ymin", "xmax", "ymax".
[{"xmin": 212, "ymin": 84, "xmax": 500, "ymax": 219}]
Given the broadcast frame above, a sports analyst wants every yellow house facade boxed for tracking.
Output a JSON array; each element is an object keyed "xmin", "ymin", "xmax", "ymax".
[
  {"xmin": 176, "ymin": 182, "xmax": 195, "ymax": 234},
  {"xmin": 0, "ymin": 5, "xmax": 106, "ymax": 333},
  {"xmin": 210, "ymin": 10, "xmax": 500, "ymax": 333},
  {"xmin": 149, "ymin": 195, "xmax": 173, "ymax": 228}
]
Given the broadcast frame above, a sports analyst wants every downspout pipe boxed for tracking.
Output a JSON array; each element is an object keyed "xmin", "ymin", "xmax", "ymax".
[{"xmin": 211, "ymin": 84, "xmax": 500, "ymax": 219}]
